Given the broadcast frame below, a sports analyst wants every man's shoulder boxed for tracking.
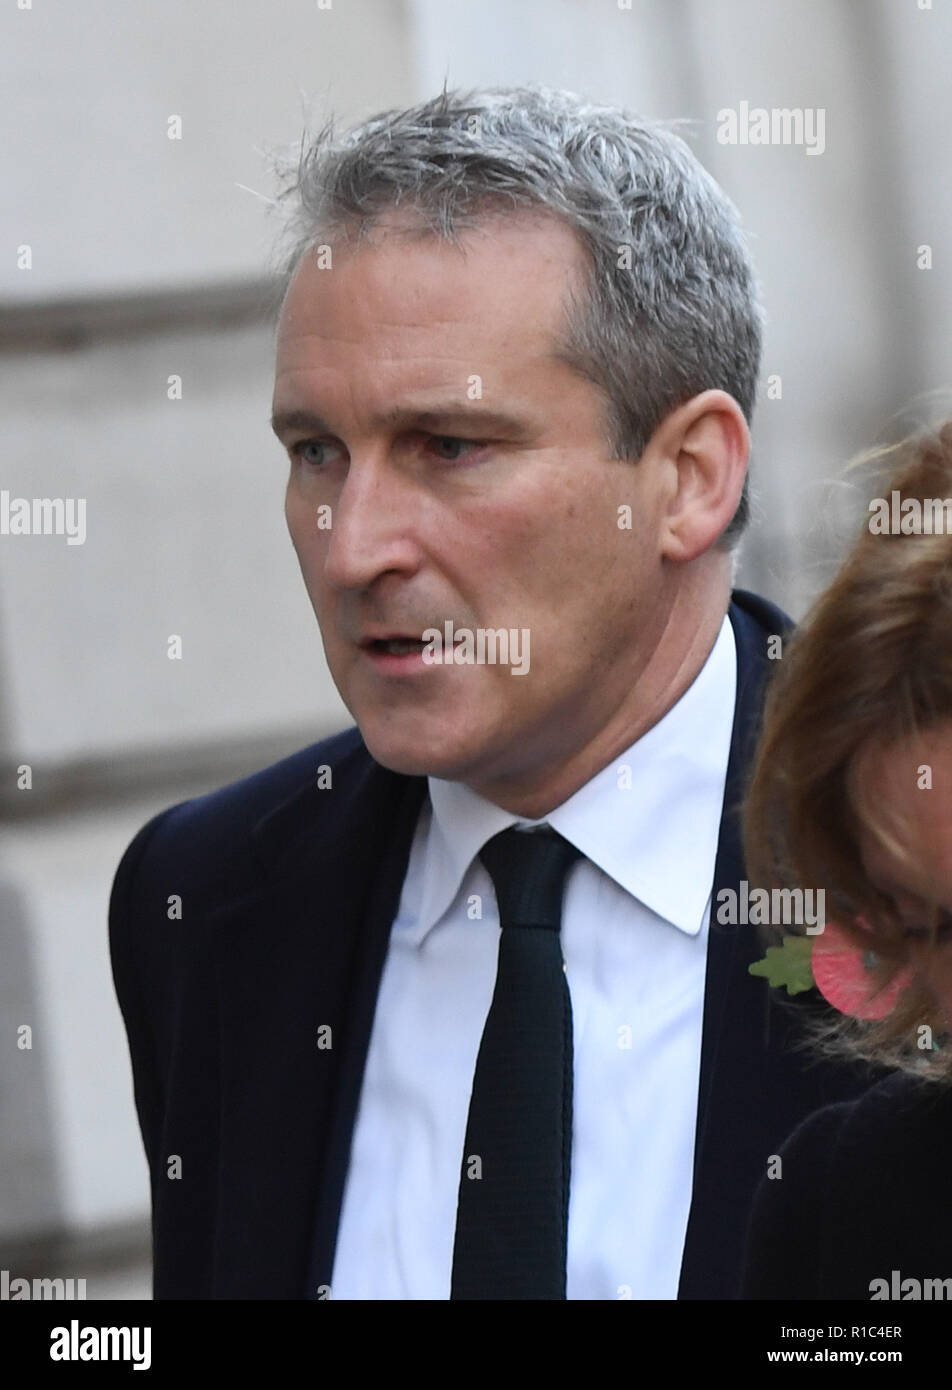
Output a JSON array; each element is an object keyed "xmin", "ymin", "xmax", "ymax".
[
  {"xmin": 158, "ymin": 723, "xmax": 371, "ymax": 840},
  {"xmin": 110, "ymin": 725, "xmax": 390, "ymax": 909}
]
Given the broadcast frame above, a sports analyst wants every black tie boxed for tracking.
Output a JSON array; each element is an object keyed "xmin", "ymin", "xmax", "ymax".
[{"xmin": 450, "ymin": 825, "xmax": 582, "ymax": 1300}]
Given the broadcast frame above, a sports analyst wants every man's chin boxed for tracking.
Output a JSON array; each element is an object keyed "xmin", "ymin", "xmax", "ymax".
[{"xmin": 357, "ymin": 725, "xmax": 482, "ymax": 782}]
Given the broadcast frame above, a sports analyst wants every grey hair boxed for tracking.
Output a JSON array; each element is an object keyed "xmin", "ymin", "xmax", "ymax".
[{"xmin": 268, "ymin": 84, "xmax": 764, "ymax": 549}]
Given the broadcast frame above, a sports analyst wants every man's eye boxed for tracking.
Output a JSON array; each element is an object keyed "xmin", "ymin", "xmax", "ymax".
[
  {"xmin": 289, "ymin": 436, "xmax": 484, "ymax": 466},
  {"xmin": 428, "ymin": 436, "xmax": 483, "ymax": 461},
  {"xmin": 290, "ymin": 440, "xmax": 343, "ymax": 468}
]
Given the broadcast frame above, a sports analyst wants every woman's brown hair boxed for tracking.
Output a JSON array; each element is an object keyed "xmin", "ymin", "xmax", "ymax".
[{"xmin": 744, "ymin": 419, "xmax": 952, "ymax": 1079}]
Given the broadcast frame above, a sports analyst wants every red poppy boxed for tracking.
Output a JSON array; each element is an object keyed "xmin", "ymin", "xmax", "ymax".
[{"xmin": 812, "ymin": 918, "xmax": 914, "ymax": 1020}]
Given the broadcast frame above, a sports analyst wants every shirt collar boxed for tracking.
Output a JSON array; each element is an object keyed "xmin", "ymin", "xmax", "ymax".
[{"xmin": 410, "ymin": 613, "xmax": 737, "ymax": 945}]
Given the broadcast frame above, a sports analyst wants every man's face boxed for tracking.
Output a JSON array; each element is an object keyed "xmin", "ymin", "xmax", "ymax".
[{"xmin": 272, "ymin": 210, "xmax": 671, "ymax": 806}]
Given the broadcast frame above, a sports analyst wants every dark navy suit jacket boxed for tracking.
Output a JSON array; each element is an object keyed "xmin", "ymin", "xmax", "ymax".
[{"xmin": 109, "ymin": 588, "xmax": 880, "ymax": 1299}]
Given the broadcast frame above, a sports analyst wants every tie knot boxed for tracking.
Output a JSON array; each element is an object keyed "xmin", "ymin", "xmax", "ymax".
[{"xmin": 478, "ymin": 826, "xmax": 582, "ymax": 931}]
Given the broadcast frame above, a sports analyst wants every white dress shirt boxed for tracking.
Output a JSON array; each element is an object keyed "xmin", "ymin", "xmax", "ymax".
[{"xmin": 330, "ymin": 613, "xmax": 737, "ymax": 1299}]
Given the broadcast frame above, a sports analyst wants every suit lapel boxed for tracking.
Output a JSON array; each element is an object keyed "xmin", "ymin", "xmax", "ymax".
[
  {"xmin": 691, "ymin": 593, "xmax": 788, "ymax": 1167},
  {"xmin": 678, "ymin": 590, "xmax": 792, "ymax": 1298},
  {"xmin": 210, "ymin": 744, "xmax": 426, "ymax": 1297},
  {"xmin": 304, "ymin": 768, "xmax": 428, "ymax": 1295}
]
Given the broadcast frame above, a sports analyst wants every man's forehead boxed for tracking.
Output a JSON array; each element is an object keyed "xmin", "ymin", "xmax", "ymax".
[
  {"xmin": 309, "ymin": 200, "xmax": 581, "ymax": 251},
  {"xmin": 276, "ymin": 208, "xmax": 585, "ymax": 322},
  {"xmin": 273, "ymin": 229, "xmax": 587, "ymax": 398}
]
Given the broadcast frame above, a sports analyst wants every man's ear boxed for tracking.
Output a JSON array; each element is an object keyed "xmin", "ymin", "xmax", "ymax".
[{"xmin": 650, "ymin": 391, "xmax": 750, "ymax": 563}]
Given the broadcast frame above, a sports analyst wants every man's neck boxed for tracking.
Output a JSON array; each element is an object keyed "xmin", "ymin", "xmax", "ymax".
[{"xmin": 466, "ymin": 567, "xmax": 733, "ymax": 819}]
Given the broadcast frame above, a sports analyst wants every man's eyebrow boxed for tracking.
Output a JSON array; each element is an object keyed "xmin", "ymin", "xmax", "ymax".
[
  {"xmin": 269, "ymin": 402, "xmax": 536, "ymax": 440},
  {"xmin": 270, "ymin": 408, "xmax": 332, "ymax": 440}
]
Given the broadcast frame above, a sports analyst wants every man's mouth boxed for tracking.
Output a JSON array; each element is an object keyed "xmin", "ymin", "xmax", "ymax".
[{"xmin": 364, "ymin": 636, "xmax": 427, "ymax": 656}]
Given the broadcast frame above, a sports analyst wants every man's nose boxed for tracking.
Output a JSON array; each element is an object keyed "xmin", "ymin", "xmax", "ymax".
[{"xmin": 322, "ymin": 457, "xmax": 422, "ymax": 592}]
